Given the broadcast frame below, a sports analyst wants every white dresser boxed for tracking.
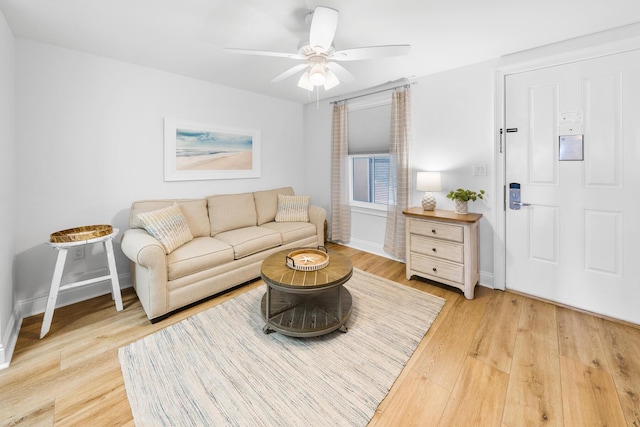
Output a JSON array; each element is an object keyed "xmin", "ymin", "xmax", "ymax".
[{"xmin": 403, "ymin": 208, "xmax": 482, "ymax": 299}]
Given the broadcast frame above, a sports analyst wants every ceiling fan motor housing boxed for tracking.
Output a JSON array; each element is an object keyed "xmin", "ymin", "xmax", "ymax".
[{"xmin": 297, "ymin": 41, "xmax": 336, "ymax": 57}]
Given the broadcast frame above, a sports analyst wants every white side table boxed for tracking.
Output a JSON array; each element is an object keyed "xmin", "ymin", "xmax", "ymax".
[{"xmin": 41, "ymin": 228, "xmax": 123, "ymax": 338}]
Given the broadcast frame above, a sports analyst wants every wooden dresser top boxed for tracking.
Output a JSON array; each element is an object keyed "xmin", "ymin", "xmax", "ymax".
[{"xmin": 403, "ymin": 207, "xmax": 482, "ymax": 223}]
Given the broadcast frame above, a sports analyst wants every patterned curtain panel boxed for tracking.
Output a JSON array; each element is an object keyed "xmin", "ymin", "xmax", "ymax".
[
  {"xmin": 384, "ymin": 87, "xmax": 412, "ymax": 259},
  {"xmin": 330, "ymin": 101, "xmax": 351, "ymax": 243}
]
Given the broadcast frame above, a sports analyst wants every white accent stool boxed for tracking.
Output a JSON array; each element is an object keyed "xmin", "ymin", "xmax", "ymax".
[{"xmin": 40, "ymin": 229, "xmax": 123, "ymax": 338}]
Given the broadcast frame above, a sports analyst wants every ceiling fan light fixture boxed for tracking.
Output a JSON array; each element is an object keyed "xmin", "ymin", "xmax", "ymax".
[
  {"xmin": 309, "ymin": 64, "xmax": 326, "ymax": 86},
  {"xmin": 323, "ymin": 68, "xmax": 340, "ymax": 90},
  {"xmin": 297, "ymin": 71, "xmax": 314, "ymax": 91}
]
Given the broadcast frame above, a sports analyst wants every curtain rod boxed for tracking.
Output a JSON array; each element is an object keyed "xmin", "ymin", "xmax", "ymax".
[{"xmin": 330, "ymin": 81, "xmax": 416, "ymax": 105}]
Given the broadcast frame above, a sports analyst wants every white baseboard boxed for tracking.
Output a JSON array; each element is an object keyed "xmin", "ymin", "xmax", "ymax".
[
  {"xmin": 17, "ymin": 269, "xmax": 132, "ymax": 319},
  {"xmin": 0, "ymin": 307, "xmax": 21, "ymax": 370},
  {"xmin": 0, "ymin": 269, "xmax": 131, "ymax": 370},
  {"xmin": 342, "ymin": 238, "xmax": 404, "ymax": 262},
  {"xmin": 479, "ymin": 271, "xmax": 495, "ymax": 290}
]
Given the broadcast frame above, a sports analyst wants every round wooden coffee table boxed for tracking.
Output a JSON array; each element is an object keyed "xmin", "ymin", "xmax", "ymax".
[{"xmin": 260, "ymin": 249, "xmax": 353, "ymax": 337}]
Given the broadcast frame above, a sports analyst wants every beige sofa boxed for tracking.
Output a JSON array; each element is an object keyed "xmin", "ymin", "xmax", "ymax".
[{"xmin": 121, "ymin": 187, "xmax": 326, "ymax": 322}]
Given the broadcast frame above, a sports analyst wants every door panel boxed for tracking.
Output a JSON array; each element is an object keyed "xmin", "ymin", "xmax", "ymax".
[
  {"xmin": 505, "ymin": 50, "xmax": 640, "ymax": 324},
  {"xmin": 584, "ymin": 209, "xmax": 622, "ymax": 276},
  {"xmin": 529, "ymin": 83, "xmax": 558, "ymax": 184},
  {"xmin": 584, "ymin": 73, "xmax": 622, "ymax": 187},
  {"xmin": 529, "ymin": 205, "xmax": 559, "ymax": 264}
]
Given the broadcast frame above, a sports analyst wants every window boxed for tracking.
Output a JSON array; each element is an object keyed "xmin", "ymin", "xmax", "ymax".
[
  {"xmin": 349, "ymin": 154, "xmax": 391, "ymax": 210},
  {"xmin": 346, "ymin": 94, "xmax": 392, "ymax": 211}
]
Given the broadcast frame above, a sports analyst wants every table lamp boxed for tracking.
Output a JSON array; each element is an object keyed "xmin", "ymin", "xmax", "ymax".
[{"xmin": 416, "ymin": 171, "xmax": 442, "ymax": 211}]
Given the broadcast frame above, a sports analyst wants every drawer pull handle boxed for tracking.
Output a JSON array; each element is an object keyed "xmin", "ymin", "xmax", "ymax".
[
  {"xmin": 432, "ymin": 267, "xmax": 437, "ymax": 273},
  {"xmin": 431, "ymin": 229, "xmax": 436, "ymax": 234},
  {"xmin": 432, "ymin": 248, "xmax": 437, "ymax": 252}
]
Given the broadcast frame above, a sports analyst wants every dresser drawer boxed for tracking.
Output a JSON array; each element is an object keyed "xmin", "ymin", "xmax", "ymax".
[
  {"xmin": 410, "ymin": 253, "xmax": 464, "ymax": 284},
  {"xmin": 409, "ymin": 219, "xmax": 464, "ymax": 243},
  {"xmin": 410, "ymin": 235, "xmax": 464, "ymax": 263}
]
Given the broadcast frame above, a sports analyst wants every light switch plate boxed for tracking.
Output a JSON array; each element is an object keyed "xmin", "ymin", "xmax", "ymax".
[{"xmin": 473, "ymin": 164, "xmax": 487, "ymax": 176}]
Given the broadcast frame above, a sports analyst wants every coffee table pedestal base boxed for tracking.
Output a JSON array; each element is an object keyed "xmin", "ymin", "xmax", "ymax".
[{"xmin": 261, "ymin": 286, "xmax": 352, "ymax": 337}]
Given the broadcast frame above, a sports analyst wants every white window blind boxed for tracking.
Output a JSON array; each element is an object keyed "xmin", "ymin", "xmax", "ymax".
[
  {"xmin": 347, "ymin": 101, "xmax": 391, "ymax": 155},
  {"xmin": 351, "ymin": 156, "xmax": 390, "ymax": 205}
]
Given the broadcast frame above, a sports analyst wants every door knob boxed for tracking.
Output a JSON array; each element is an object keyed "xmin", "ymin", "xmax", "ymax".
[{"xmin": 509, "ymin": 183, "xmax": 532, "ymax": 210}]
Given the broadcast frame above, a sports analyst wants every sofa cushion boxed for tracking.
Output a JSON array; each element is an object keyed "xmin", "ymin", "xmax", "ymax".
[
  {"xmin": 207, "ymin": 193, "xmax": 257, "ymax": 236},
  {"xmin": 261, "ymin": 221, "xmax": 317, "ymax": 245},
  {"xmin": 137, "ymin": 203, "xmax": 194, "ymax": 254},
  {"xmin": 253, "ymin": 187, "xmax": 295, "ymax": 225},
  {"xmin": 130, "ymin": 199, "xmax": 210, "ymax": 238},
  {"xmin": 275, "ymin": 194, "xmax": 310, "ymax": 222},
  {"xmin": 215, "ymin": 226, "xmax": 281, "ymax": 259},
  {"xmin": 167, "ymin": 237, "xmax": 234, "ymax": 281}
]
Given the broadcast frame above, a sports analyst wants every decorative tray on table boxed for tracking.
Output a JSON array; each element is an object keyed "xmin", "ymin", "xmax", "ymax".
[
  {"xmin": 50, "ymin": 224, "xmax": 113, "ymax": 243},
  {"xmin": 286, "ymin": 247, "xmax": 329, "ymax": 271}
]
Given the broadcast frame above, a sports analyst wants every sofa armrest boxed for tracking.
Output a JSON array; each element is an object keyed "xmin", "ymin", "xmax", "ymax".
[
  {"xmin": 121, "ymin": 228, "xmax": 166, "ymax": 269},
  {"xmin": 121, "ymin": 228, "xmax": 168, "ymax": 319},
  {"xmin": 308, "ymin": 205, "xmax": 327, "ymax": 246}
]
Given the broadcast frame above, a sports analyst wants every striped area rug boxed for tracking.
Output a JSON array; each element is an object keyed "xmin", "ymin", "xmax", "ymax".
[{"xmin": 119, "ymin": 268, "xmax": 445, "ymax": 426}]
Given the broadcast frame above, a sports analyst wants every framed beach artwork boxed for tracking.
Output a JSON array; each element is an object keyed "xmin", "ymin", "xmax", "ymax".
[{"xmin": 164, "ymin": 119, "xmax": 260, "ymax": 181}]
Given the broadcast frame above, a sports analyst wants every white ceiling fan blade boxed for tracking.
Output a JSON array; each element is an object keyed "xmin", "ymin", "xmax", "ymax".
[
  {"xmin": 326, "ymin": 62, "xmax": 354, "ymax": 83},
  {"xmin": 224, "ymin": 48, "xmax": 303, "ymax": 60},
  {"xmin": 271, "ymin": 63, "xmax": 309, "ymax": 83},
  {"xmin": 309, "ymin": 6, "xmax": 338, "ymax": 52},
  {"xmin": 297, "ymin": 71, "xmax": 314, "ymax": 91},
  {"xmin": 332, "ymin": 45, "xmax": 411, "ymax": 61},
  {"xmin": 324, "ymin": 69, "xmax": 340, "ymax": 90}
]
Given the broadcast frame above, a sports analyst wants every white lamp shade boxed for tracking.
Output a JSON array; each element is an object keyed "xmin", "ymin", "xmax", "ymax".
[{"xmin": 416, "ymin": 171, "xmax": 442, "ymax": 192}]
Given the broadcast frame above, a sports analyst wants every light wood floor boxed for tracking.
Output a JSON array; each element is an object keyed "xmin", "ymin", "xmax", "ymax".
[{"xmin": 2, "ymin": 243, "xmax": 639, "ymax": 426}]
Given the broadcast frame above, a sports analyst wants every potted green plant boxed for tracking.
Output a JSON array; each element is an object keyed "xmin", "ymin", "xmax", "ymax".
[{"xmin": 446, "ymin": 188, "xmax": 485, "ymax": 214}]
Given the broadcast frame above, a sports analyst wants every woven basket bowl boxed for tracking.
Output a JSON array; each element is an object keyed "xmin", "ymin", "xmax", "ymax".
[{"xmin": 50, "ymin": 224, "xmax": 113, "ymax": 243}]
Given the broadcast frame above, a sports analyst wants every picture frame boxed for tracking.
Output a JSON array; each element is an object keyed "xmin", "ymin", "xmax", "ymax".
[{"xmin": 164, "ymin": 119, "xmax": 260, "ymax": 181}]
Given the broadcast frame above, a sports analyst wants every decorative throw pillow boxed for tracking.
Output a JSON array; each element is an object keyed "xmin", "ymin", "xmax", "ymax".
[
  {"xmin": 275, "ymin": 194, "xmax": 310, "ymax": 222},
  {"xmin": 137, "ymin": 203, "xmax": 193, "ymax": 254}
]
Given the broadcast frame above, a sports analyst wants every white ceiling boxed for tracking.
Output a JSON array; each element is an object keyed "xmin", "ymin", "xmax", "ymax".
[{"xmin": 1, "ymin": 0, "xmax": 639, "ymax": 104}]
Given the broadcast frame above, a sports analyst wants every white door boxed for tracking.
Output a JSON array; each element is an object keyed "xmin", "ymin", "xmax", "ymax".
[{"xmin": 505, "ymin": 49, "xmax": 640, "ymax": 324}]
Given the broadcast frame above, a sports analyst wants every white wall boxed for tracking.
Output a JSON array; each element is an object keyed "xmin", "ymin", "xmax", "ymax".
[
  {"xmin": 305, "ymin": 61, "xmax": 498, "ymax": 283},
  {"xmin": 302, "ymin": 101, "xmax": 332, "ymax": 211},
  {"xmin": 0, "ymin": 9, "xmax": 16, "ymax": 368},
  {"xmin": 411, "ymin": 60, "xmax": 498, "ymax": 283},
  {"xmin": 14, "ymin": 39, "xmax": 306, "ymax": 316}
]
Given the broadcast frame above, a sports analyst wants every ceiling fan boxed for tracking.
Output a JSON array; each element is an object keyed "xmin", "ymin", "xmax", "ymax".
[{"xmin": 225, "ymin": 6, "xmax": 410, "ymax": 91}]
